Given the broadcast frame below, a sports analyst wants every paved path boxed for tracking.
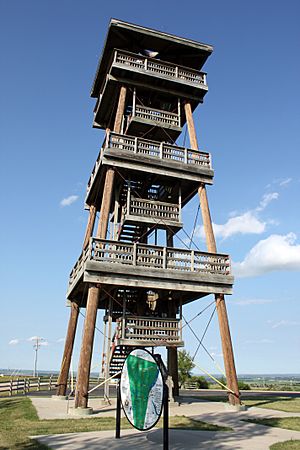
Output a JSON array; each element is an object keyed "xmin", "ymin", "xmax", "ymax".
[{"xmin": 31, "ymin": 396, "xmax": 300, "ymax": 450}]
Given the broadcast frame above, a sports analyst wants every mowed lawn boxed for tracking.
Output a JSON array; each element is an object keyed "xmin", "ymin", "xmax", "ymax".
[
  {"xmin": 270, "ymin": 441, "xmax": 300, "ymax": 450},
  {"xmin": 242, "ymin": 396, "xmax": 300, "ymax": 413},
  {"xmin": 0, "ymin": 397, "xmax": 230, "ymax": 449},
  {"xmin": 198, "ymin": 395, "xmax": 300, "ymax": 413}
]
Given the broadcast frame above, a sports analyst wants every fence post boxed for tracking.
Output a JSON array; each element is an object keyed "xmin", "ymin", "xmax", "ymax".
[
  {"xmin": 49, "ymin": 375, "xmax": 53, "ymax": 390},
  {"xmin": 23, "ymin": 378, "xmax": 26, "ymax": 395},
  {"xmin": 9, "ymin": 379, "xmax": 13, "ymax": 396},
  {"xmin": 37, "ymin": 377, "xmax": 40, "ymax": 391}
]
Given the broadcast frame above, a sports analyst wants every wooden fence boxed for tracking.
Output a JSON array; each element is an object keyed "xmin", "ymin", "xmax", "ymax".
[{"xmin": 0, "ymin": 376, "xmax": 58, "ymax": 396}]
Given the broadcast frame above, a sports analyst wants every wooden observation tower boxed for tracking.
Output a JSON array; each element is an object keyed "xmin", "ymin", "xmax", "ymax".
[{"xmin": 56, "ymin": 19, "xmax": 240, "ymax": 408}]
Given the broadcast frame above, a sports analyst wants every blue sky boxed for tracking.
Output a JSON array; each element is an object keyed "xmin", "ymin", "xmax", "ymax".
[{"xmin": 1, "ymin": 0, "xmax": 299, "ymax": 376}]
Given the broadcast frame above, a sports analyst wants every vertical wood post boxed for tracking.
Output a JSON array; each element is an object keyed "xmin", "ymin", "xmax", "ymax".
[
  {"xmin": 74, "ymin": 85, "xmax": 127, "ymax": 409},
  {"xmin": 104, "ymin": 299, "xmax": 113, "ymax": 400},
  {"xmin": 82, "ymin": 205, "xmax": 97, "ymax": 250},
  {"xmin": 56, "ymin": 302, "xmax": 79, "ymax": 397},
  {"xmin": 114, "ymin": 86, "xmax": 127, "ymax": 133},
  {"xmin": 184, "ymin": 101, "xmax": 240, "ymax": 406},
  {"xmin": 166, "ymin": 231, "xmax": 179, "ymax": 397},
  {"xmin": 75, "ymin": 285, "xmax": 99, "ymax": 408},
  {"xmin": 57, "ymin": 203, "xmax": 97, "ymax": 398}
]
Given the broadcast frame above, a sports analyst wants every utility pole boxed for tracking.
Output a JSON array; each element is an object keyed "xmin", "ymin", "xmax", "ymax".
[{"xmin": 32, "ymin": 337, "xmax": 44, "ymax": 377}]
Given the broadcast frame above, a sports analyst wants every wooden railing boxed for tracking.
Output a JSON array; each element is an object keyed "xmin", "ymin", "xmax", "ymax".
[
  {"xmin": 133, "ymin": 104, "xmax": 180, "ymax": 128},
  {"xmin": 116, "ymin": 316, "xmax": 182, "ymax": 344},
  {"xmin": 107, "ymin": 132, "xmax": 211, "ymax": 166},
  {"xmin": 114, "ymin": 49, "xmax": 207, "ymax": 87},
  {"xmin": 127, "ymin": 196, "xmax": 181, "ymax": 222},
  {"xmin": 85, "ymin": 132, "xmax": 211, "ymax": 201},
  {"xmin": 69, "ymin": 247, "xmax": 89, "ymax": 286},
  {"xmin": 89, "ymin": 239, "xmax": 231, "ymax": 274},
  {"xmin": 0, "ymin": 376, "xmax": 57, "ymax": 396}
]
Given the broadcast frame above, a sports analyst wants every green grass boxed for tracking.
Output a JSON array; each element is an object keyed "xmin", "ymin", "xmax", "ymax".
[
  {"xmin": 245, "ymin": 417, "xmax": 300, "ymax": 432},
  {"xmin": 0, "ymin": 397, "xmax": 230, "ymax": 449},
  {"xmin": 242, "ymin": 397, "xmax": 300, "ymax": 413},
  {"xmin": 197, "ymin": 395, "xmax": 300, "ymax": 413},
  {"xmin": 165, "ymin": 415, "xmax": 231, "ymax": 431},
  {"xmin": 270, "ymin": 440, "xmax": 300, "ymax": 450}
]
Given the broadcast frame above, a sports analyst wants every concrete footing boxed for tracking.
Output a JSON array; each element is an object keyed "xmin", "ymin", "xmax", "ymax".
[
  {"xmin": 224, "ymin": 403, "xmax": 247, "ymax": 412},
  {"xmin": 51, "ymin": 395, "xmax": 68, "ymax": 400},
  {"xmin": 68, "ymin": 407, "xmax": 94, "ymax": 416}
]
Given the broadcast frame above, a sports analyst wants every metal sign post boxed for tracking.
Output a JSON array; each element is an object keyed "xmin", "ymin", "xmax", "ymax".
[
  {"xmin": 163, "ymin": 381, "xmax": 169, "ymax": 450},
  {"xmin": 115, "ymin": 380, "xmax": 121, "ymax": 439},
  {"xmin": 117, "ymin": 349, "xmax": 169, "ymax": 450}
]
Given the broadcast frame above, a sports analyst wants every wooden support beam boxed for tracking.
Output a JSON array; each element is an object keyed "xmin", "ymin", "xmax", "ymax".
[
  {"xmin": 114, "ymin": 85, "xmax": 127, "ymax": 134},
  {"xmin": 56, "ymin": 302, "xmax": 79, "ymax": 397},
  {"xmin": 215, "ymin": 294, "xmax": 240, "ymax": 405},
  {"xmin": 185, "ymin": 100, "xmax": 240, "ymax": 406},
  {"xmin": 75, "ymin": 285, "xmax": 99, "ymax": 408},
  {"xmin": 82, "ymin": 205, "xmax": 97, "ymax": 250},
  {"xmin": 96, "ymin": 168, "xmax": 115, "ymax": 239},
  {"xmin": 167, "ymin": 347, "xmax": 179, "ymax": 397},
  {"xmin": 57, "ymin": 205, "xmax": 98, "ymax": 395},
  {"xmin": 74, "ymin": 84, "xmax": 128, "ymax": 409},
  {"xmin": 184, "ymin": 101, "xmax": 199, "ymax": 150},
  {"xmin": 166, "ymin": 231, "xmax": 179, "ymax": 397}
]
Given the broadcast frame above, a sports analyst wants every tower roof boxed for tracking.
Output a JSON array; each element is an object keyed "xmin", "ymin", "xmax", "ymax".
[{"xmin": 91, "ymin": 18, "xmax": 213, "ymax": 98}]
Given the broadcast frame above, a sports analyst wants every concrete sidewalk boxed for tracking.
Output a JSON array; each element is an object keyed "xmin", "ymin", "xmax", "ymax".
[{"xmin": 31, "ymin": 396, "xmax": 300, "ymax": 449}]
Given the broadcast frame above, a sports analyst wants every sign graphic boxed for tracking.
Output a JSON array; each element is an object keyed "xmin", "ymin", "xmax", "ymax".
[{"xmin": 120, "ymin": 348, "xmax": 163, "ymax": 431}]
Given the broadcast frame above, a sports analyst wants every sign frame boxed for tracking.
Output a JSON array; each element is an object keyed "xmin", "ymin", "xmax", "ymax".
[{"xmin": 120, "ymin": 348, "xmax": 164, "ymax": 431}]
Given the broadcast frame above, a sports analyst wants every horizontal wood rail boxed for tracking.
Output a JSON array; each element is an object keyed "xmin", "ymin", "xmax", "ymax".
[
  {"xmin": 85, "ymin": 133, "xmax": 212, "ymax": 200},
  {"xmin": 116, "ymin": 316, "xmax": 182, "ymax": 345},
  {"xmin": 69, "ymin": 239, "xmax": 231, "ymax": 287},
  {"xmin": 0, "ymin": 376, "xmax": 57, "ymax": 396},
  {"xmin": 127, "ymin": 196, "xmax": 181, "ymax": 222},
  {"xmin": 107, "ymin": 132, "xmax": 211, "ymax": 166},
  {"xmin": 113, "ymin": 49, "xmax": 207, "ymax": 87},
  {"xmin": 133, "ymin": 104, "xmax": 181, "ymax": 127}
]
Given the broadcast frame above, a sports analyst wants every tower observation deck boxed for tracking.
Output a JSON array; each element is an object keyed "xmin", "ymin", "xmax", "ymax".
[{"xmin": 56, "ymin": 19, "xmax": 240, "ymax": 409}]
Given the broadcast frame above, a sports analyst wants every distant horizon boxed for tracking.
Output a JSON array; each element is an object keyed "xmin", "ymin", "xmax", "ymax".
[{"xmin": 1, "ymin": 368, "xmax": 299, "ymax": 378}]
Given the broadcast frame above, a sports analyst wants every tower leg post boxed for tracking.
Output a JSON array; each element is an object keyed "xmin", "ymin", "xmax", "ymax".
[
  {"xmin": 74, "ymin": 285, "xmax": 99, "ymax": 409},
  {"xmin": 184, "ymin": 100, "xmax": 240, "ymax": 406},
  {"xmin": 56, "ymin": 302, "xmax": 79, "ymax": 397}
]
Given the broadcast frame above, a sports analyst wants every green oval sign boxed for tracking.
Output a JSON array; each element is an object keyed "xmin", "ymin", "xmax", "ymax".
[{"xmin": 120, "ymin": 348, "xmax": 164, "ymax": 431}]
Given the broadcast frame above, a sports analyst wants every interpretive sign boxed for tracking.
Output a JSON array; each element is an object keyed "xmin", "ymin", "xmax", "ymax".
[{"xmin": 120, "ymin": 348, "xmax": 164, "ymax": 431}]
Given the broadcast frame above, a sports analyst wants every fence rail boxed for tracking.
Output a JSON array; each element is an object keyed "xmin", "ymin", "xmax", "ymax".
[
  {"xmin": 114, "ymin": 49, "xmax": 207, "ymax": 87},
  {"xmin": 0, "ymin": 376, "xmax": 58, "ymax": 396}
]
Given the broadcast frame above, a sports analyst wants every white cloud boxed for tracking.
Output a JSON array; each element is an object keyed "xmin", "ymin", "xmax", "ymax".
[
  {"xmin": 60, "ymin": 195, "xmax": 79, "ymax": 207},
  {"xmin": 271, "ymin": 320, "xmax": 300, "ymax": 329},
  {"xmin": 233, "ymin": 298, "xmax": 273, "ymax": 306},
  {"xmin": 279, "ymin": 178, "xmax": 292, "ymax": 187},
  {"xmin": 9, "ymin": 339, "xmax": 20, "ymax": 345},
  {"xmin": 211, "ymin": 352, "xmax": 223, "ymax": 358},
  {"xmin": 233, "ymin": 232, "xmax": 300, "ymax": 277},
  {"xmin": 196, "ymin": 192, "xmax": 278, "ymax": 240},
  {"xmin": 256, "ymin": 192, "xmax": 279, "ymax": 212},
  {"xmin": 244, "ymin": 339, "xmax": 274, "ymax": 344},
  {"xmin": 56, "ymin": 338, "xmax": 65, "ymax": 343},
  {"xmin": 27, "ymin": 336, "xmax": 48, "ymax": 345}
]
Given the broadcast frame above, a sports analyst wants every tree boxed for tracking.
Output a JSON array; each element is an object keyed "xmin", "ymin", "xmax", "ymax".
[
  {"xmin": 190, "ymin": 375, "xmax": 209, "ymax": 389},
  {"xmin": 178, "ymin": 349, "xmax": 195, "ymax": 387}
]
